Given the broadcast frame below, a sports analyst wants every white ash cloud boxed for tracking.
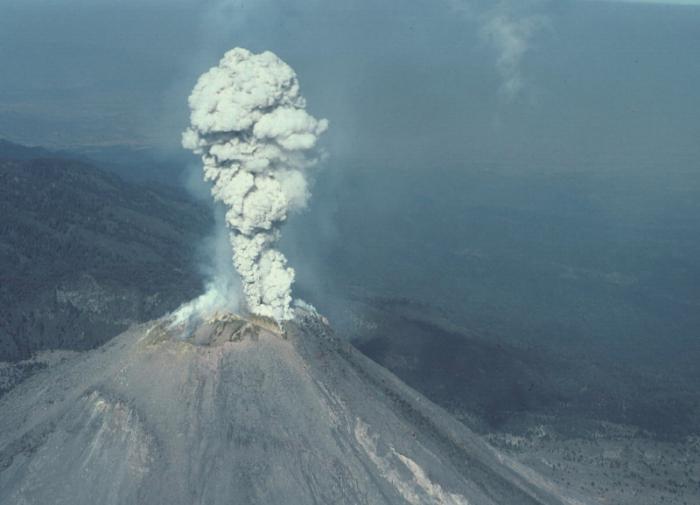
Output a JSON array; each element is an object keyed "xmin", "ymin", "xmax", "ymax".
[{"xmin": 183, "ymin": 47, "xmax": 328, "ymax": 321}]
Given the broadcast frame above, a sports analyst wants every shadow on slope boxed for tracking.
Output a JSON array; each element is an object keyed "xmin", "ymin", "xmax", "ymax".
[{"xmin": 349, "ymin": 297, "xmax": 700, "ymax": 439}]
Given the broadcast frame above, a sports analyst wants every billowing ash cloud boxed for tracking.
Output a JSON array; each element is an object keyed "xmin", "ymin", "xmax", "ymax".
[{"xmin": 183, "ymin": 48, "xmax": 328, "ymax": 321}]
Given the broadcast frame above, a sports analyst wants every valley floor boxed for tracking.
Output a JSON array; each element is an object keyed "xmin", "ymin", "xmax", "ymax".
[
  {"xmin": 487, "ymin": 420, "xmax": 700, "ymax": 505},
  {"xmin": 327, "ymin": 294, "xmax": 700, "ymax": 505}
]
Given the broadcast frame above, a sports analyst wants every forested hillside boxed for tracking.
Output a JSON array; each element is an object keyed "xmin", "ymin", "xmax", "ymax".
[{"xmin": 0, "ymin": 143, "xmax": 210, "ymax": 362}]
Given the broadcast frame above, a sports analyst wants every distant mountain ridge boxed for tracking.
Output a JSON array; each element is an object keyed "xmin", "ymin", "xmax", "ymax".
[
  {"xmin": 0, "ymin": 139, "xmax": 56, "ymax": 160},
  {"xmin": 0, "ymin": 138, "xmax": 192, "ymax": 186}
]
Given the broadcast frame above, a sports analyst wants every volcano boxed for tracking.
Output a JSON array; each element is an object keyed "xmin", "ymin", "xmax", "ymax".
[{"xmin": 0, "ymin": 308, "xmax": 588, "ymax": 505}]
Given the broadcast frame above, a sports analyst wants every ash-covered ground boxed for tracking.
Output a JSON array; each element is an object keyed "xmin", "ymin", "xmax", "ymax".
[{"xmin": 0, "ymin": 309, "xmax": 588, "ymax": 505}]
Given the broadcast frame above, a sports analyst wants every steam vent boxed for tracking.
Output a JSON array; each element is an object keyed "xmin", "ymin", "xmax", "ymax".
[{"xmin": 0, "ymin": 307, "xmax": 585, "ymax": 505}]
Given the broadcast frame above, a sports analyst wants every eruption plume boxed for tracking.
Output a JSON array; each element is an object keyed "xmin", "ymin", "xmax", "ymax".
[{"xmin": 183, "ymin": 48, "xmax": 328, "ymax": 321}]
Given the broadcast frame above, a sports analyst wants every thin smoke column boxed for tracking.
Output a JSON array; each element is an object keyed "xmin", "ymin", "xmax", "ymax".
[{"xmin": 183, "ymin": 48, "xmax": 328, "ymax": 321}]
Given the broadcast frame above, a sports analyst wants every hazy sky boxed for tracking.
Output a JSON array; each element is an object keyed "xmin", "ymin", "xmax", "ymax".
[{"xmin": 1, "ymin": 0, "xmax": 698, "ymax": 164}]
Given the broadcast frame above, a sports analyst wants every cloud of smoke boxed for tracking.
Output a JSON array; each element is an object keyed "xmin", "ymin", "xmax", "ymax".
[
  {"xmin": 479, "ymin": 8, "xmax": 548, "ymax": 100},
  {"xmin": 450, "ymin": 1, "xmax": 548, "ymax": 100},
  {"xmin": 182, "ymin": 48, "xmax": 328, "ymax": 321},
  {"xmin": 169, "ymin": 193, "xmax": 241, "ymax": 331}
]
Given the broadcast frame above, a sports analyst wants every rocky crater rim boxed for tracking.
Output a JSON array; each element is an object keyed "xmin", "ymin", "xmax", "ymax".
[{"xmin": 145, "ymin": 306, "xmax": 328, "ymax": 349}]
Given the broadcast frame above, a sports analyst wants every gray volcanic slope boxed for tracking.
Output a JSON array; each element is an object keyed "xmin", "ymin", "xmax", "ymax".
[{"xmin": 0, "ymin": 310, "xmax": 591, "ymax": 505}]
